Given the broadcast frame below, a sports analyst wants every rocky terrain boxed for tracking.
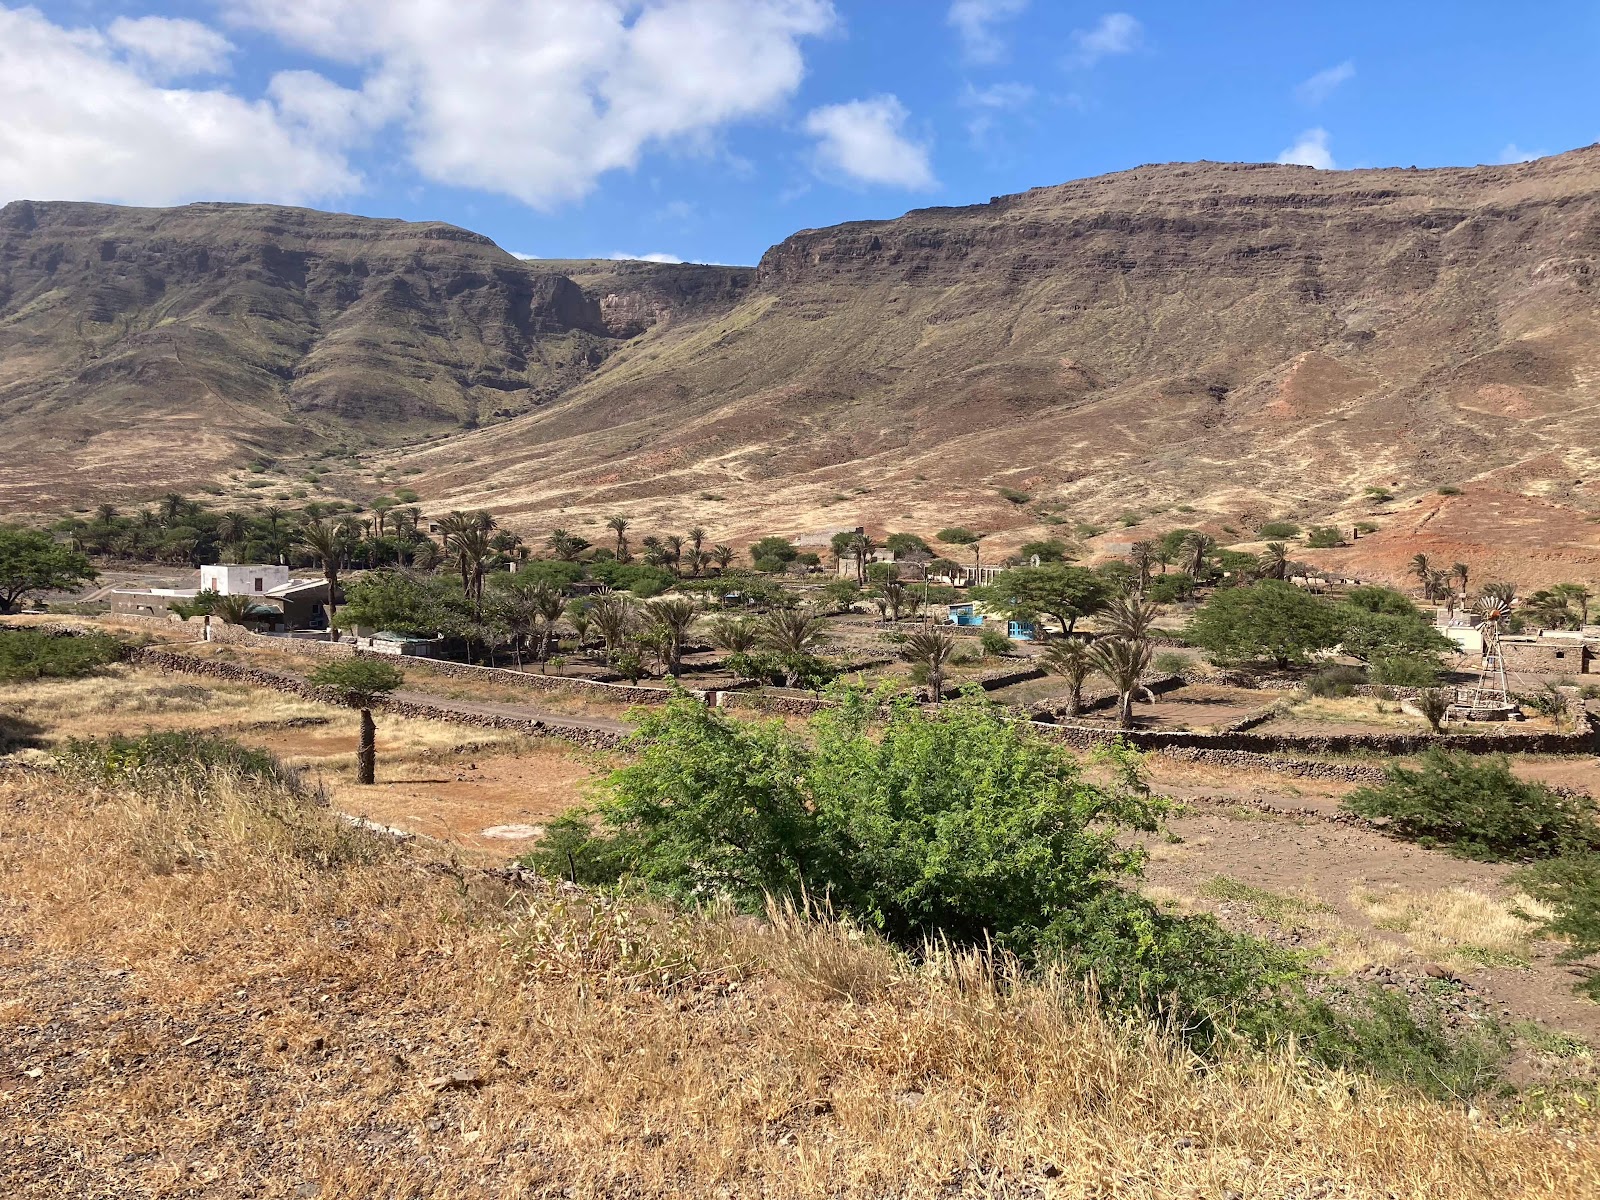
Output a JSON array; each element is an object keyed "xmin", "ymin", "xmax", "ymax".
[
  {"xmin": 0, "ymin": 201, "xmax": 749, "ymax": 505},
  {"xmin": 6, "ymin": 146, "xmax": 1600, "ymax": 582}
]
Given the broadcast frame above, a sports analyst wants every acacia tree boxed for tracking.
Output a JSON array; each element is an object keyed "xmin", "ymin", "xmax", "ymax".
[
  {"xmin": 1186, "ymin": 581, "xmax": 1340, "ymax": 670},
  {"xmin": 900, "ymin": 628, "xmax": 957, "ymax": 704},
  {"xmin": 0, "ymin": 525, "xmax": 96, "ymax": 613},
  {"xmin": 973, "ymin": 564, "xmax": 1110, "ymax": 637},
  {"xmin": 309, "ymin": 658, "xmax": 405, "ymax": 784}
]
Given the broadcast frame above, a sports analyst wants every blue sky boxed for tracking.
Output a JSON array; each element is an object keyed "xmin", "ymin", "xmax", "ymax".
[{"xmin": 4, "ymin": 2, "xmax": 1597, "ymax": 265}]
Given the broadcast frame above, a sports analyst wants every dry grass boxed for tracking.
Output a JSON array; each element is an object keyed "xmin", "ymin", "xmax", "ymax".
[
  {"xmin": 1351, "ymin": 886, "xmax": 1559, "ymax": 971},
  {"xmin": 4, "ymin": 761, "xmax": 1600, "ymax": 1197}
]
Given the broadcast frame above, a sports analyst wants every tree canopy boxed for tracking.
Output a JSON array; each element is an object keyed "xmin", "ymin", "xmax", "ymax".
[
  {"xmin": 0, "ymin": 525, "xmax": 96, "ymax": 613},
  {"xmin": 1185, "ymin": 581, "xmax": 1340, "ymax": 668},
  {"xmin": 972, "ymin": 564, "xmax": 1110, "ymax": 635}
]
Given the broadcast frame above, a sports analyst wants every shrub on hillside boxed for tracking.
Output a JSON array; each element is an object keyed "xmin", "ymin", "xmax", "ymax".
[
  {"xmin": 1258, "ymin": 521, "xmax": 1301, "ymax": 539},
  {"xmin": 1515, "ymin": 854, "xmax": 1600, "ymax": 1000},
  {"xmin": 978, "ymin": 627, "xmax": 1014, "ymax": 656},
  {"xmin": 1370, "ymin": 654, "xmax": 1443, "ymax": 687},
  {"xmin": 1344, "ymin": 749, "xmax": 1600, "ymax": 861},
  {"xmin": 529, "ymin": 689, "xmax": 1294, "ymax": 1041},
  {"xmin": 0, "ymin": 628, "xmax": 124, "ymax": 682}
]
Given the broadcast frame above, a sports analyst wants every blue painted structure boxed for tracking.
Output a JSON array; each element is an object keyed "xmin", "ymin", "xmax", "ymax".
[
  {"xmin": 1007, "ymin": 620, "xmax": 1036, "ymax": 642},
  {"xmin": 947, "ymin": 602, "xmax": 984, "ymax": 628}
]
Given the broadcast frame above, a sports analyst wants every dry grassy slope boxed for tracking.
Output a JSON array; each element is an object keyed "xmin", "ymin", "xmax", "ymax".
[
  {"xmin": 0, "ymin": 201, "xmax": 751, "ymax": 507},
  {"xmin": 400, "ymin": 147, "xmax": 1600, "ymax": 583}
]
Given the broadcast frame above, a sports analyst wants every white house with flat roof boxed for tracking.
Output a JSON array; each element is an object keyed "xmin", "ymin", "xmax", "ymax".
[{"xmin": 198, "ymin": 564, "xmax": 291, "ymax": 597}]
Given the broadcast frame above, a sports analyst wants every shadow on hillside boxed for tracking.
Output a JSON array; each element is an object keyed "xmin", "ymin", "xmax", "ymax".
[{"xmin": 0, "ymin": 711, "xmax": 48, "ymax": 755}]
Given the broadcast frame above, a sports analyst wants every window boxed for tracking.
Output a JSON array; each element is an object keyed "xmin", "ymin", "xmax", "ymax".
[{"xmin": 255, "ymin": 578, "xmax": 264, "ymax": 592}]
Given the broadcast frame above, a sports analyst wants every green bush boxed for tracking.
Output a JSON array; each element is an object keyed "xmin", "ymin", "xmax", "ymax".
[
  {"xmin": 1437, "ymin": 485, "xmax": 1462, "ymax": 496},
  {"xmin": 978, "ymin": 627, "xmax": 1014, "ymax": 656},
  {"xmin": 1305, "ymin": 525, "xmax": 1346, "ymax": 548},
  {"xmin": 1258, "ymin": 521, "xmax": 1301, "ymax": 539},
  {"xmin": 1370, "ymin": 654, "xmax": 1442, "ymax": 687},
  {"xmin": 1152, "ymin": 651, "xmax": 1188, "ymax": 676},
  {"xmin": 1344, "ymin": 749, "xmax": 1600, "ymax": 861},
  {"xmin": 0, "ymin": 628, "xmax": 124, "ymax": 682},
  {"xmin": 529, "ymin": 689, "xmax": 1292, "ymax": 1041},
  {"xmin": 998, "ymin": 487, "xmax": 1032, "ymax": 505},
  {"xmin": 1515, "ymin": 854, "xmax": 1600, "ymax": 1000},
  {"xmin": 55, "ymin": 730, "xmax": 291, "ymax": 790},
  {"xmin": 1305, "ymin": 664, "xmax": 1367, "ymax": 697},
  {"xmin": 1279, "ymin": 986, "xmax": 1509, "ymax": 1101}
]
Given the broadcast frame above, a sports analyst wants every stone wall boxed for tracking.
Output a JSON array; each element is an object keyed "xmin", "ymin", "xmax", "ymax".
[
  {"xmin": 715, "ymin": 690, "xmax": 838, "ymax": 717},
  {"xmin": 127, "ymin": 648, "xmax": 627, "ymax": 751}
]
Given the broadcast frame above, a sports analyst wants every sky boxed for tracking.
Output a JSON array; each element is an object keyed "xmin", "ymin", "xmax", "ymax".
[{"xmin": 3, "ymin": 2, "xmax": 1597, "ymax": 266}]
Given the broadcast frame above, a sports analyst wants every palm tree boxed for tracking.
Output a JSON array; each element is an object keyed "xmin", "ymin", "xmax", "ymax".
[
  {"xmin": 1259, "ymin": 542, "xmax": 1290, "ymax": 581},
  {"xmin": 1451, "ymin": 562, "xmax": 1470, "ymax": 597},
  {"xmin": 1101, "ymin": 594, "xmax": 1158, "ymax": 641},
  {"xmin": 1182, "ymin": 532, "xmax": 1215, "ymax": 579},
  {"xmin": 446, "ymin": 523, "xmax": 495, "ymax": 612},
  {"xmin": 1479, "ymin": 581, "xmax": 1516, "ymax": 608},
  {"xmin": 211, "ymin": 593, "xmax": 256, "ymax": 625},
  {"xmin": 606, "ymin": 515, "xmax": 630, "ymax": 562},
  {"xmin": 1087, "ymin": 636, "xmax": 1154, "ymax": 730},
  {"xmin": 1128, "ymin": 542, "xmax": 1153, "ymax": 593},
  {"xmin": 900, "ymin": 628, "xmax": 956, "ymax": 704},
  {"xmin": 647, "ymin": 596, "xmax": 698, "ymax": 676},
  {"xmin": 1553, "ymin": 583, "xmax": 1593, "ymax": 625},
  {"xmin": 308, "ymin": 659, "xmax": 404, "ymax": 785},
  {"xmin": 295, "ymin": 518, "xmax": 344, "ymax": 640},
  {"xmin": 532, "ymin": 584, "xmax": 569, "ymax": 668},
  {"xmin": 687, "ymin": 526, "xmax": 707, "ymax": 574},
  {"xmin": 565, "ymin": 598, "xmax": 593, "ymax": 654},
  {"xmin": 664, "ymin": 534, "xmax": 686, "ymax": 577},
  {"xmin": 546, "ymin": 527, "xmax": 587, "ymax": 561},
  {"xmin": 1042, "ymin": 637, "xmax": 1093, "ymax": 717},
  {"xmin": 1411, "ymin": 553, "xmax": 1433, "ymax": 599},
  {"xmin": 216, "ymin": 510, "xmax": 248, "ymax": 555},
  {"xmin": 710, "ymin": 544, "xmax": 735, "ymax": 572},
  {"xmin": 758, "ymin": 609, "xmax": 825, "ymax": 687},
  {"xmin": 707, "ymin": 615, "xmax": 760, "ymax": 653},
  {"xmin": 160, "ymin": 492, "xmax": 186, "ymax": 524},
  {"xmin": 93, "ymin": 502, "xmax": 118, "ymax": 525},
  {"xmin": 848, "ymin": 531, "xmax": 876, "ymax": 585},
  {"xmin": 490, "ymin": 586, "xmax": 540, "ymax": 668},
  {"xmin": 589, "ymin": 593, "xmax": 637, "ymax": 664}
]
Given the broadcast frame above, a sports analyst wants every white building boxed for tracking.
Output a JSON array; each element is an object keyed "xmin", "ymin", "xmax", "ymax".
[{"xmin": 198, "ymin": 564, "xmax": 291, "ymax": 597}]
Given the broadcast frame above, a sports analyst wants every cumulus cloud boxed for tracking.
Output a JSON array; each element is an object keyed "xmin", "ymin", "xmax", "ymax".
[
  {"xmin": 0, "ymin": 6, "xmax": 355, "ymax": 206},
  {"xmin": 803, "ymin": 95, "xmax": 937, "ymax": 189},
  {"xmin": 610, "ymin": 251, "xmax": 685, "ymax": 263},
  {"xmin": 1277, "ymin": 128, "xmax": 1336, "ymax": 170},
  {"xmin": 1067, "ymin": 12, "xmax": 1141, "ymax": 68},
  {"xmin": 947, "ymin": 0, "xmax": 1029, "ymax": 65},
  {"xmin": 1295, "ymin": 60, "xmax": 1354, "ymax": 106},
  {"xmin": 107, "ymin": 15, "xmax": 233, "ymax": 79},
  {"xmin": 226, "ymin": 0, "xmax": 837, "ymax": 209},
  {"xmin": 1498, "ymin": 143, "xmax": 1545, "ymax": 163}
]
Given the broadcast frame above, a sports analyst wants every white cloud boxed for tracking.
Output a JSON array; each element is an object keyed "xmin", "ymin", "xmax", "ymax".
[
  {"xmin": 959, "ymin": 81, "xmax": 1035, "ymax": 144},
  {"xmin": 107, "ymin": 15, "xmax": 234, "ymax": 79},
  {"xmin": 510, "ymin": 251, "xmax": 541, "ymax": 260},
  {"xmin": 610, "ymin": 251, "xmax": 685, "ymax": 263},
  {"xmin": 1277, "ymin": 128, "xmax": 1336, "ymax": 170},
  {"xmin": 803, "ymin": 95, "xmax": 937, "ymax": 189},
  {"xmin": 226, "ymin": 0, "xmax": 838, "ymax": 209},
  {"xmin": 947, "ymin": 0, "xmax": 1028, "ymax": 65},
  {"xmin": 1498, "ymin": 143, "xmax": 1545, "ymax": 163},
  {"xmin": 1067, "ymin": 12, "xmax": 1141, "ymax": 68},
  {"xmin": 1295, "ymin": 60, "xmax": 1354, "ymax": 106},
  {"xmin": 0, "ymin": 6, "xmax": 356, "ymax": 206}
]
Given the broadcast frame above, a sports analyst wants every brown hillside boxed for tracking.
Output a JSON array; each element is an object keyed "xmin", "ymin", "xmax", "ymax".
[
  {"xmin": 396, "ymin": 147, "xmax": 1600, "ymax": 584},
  {"xmin": 0, "ymin": 201, "xmax": 751, "ymax": 506}
]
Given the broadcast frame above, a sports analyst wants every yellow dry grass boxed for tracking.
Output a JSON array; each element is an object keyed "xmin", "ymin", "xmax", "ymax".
[
  {"xmin": 1351, "ymin": 886, "xmax": 1559, "ymax": 971},
  {"xmin": 4, "ymin": 762, "xmax": 1599, "ymax": 1198}
]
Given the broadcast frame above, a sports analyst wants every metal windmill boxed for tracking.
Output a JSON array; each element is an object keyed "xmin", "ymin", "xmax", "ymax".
[{"xmin": 1468, "ymin": 589, "xmax": 1514, "ymax": 710}]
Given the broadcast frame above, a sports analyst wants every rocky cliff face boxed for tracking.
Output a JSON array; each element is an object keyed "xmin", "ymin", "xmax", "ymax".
[
  {"xmin": 396, "ymin": 147, "xmax": 1600, "ymax": 582},
  {"xmin": 0, "ymin": 201, "xmax": 750, "ymax": 503}
]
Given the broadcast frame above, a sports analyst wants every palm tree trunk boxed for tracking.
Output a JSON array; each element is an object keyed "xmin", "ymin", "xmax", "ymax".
[
  {"xmin": 357, "ymin": 708, "xmax": 376, "ymax": 784},
  {"xmin": 1117, "ymin": 692, "xmax": 1133, "ymax": 729}
]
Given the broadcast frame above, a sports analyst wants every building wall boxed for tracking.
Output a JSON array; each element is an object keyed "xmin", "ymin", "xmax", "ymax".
[
  {"xmin": 1501, "ymin": 639, "xmax": 1592, "ymax": 675},
  {"xmin": 198, "ymin": 564, "xmax": 291, "ymax": 596}
]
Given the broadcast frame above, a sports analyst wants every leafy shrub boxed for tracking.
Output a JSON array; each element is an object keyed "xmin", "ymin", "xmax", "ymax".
[
  {"xmin": 1415, "ymin": 688, "xmax": 1451, "ymax": 732},
  {"xmin": 1515, "ymin": 854, "xmax": 1600, "ymax": 1000},
  {"xmin": 1437, "ymin": 485, "xmax": 1462, "ymax": 496},
  {"xmin": 998, "ymin": 487, "xmax": 1032, "ymax": 505},
  {"xmin": 1280, "ymin": 986, "xmax": 1509, "ymax": 1101},
  {"xmin": 1344, "ymin": 749, "xmax": 1600, "ymax": 861},
  {"xmin": 1304, "ymin": 664, "xmax": 1367, "ymax": 698},
  {"xmin": 1117, "ymin": 511, "xmax": 1141, "ymax": 527},
  {"xmin": 1258, "ymin": 520, "xmax": 1301, "ymax": 539},
  {"xmin": 1305, "ymin": 525, "xmax": 1346, "ymax": 548},
  {"xmin": 1354, "ymin": 521, "xmax": 1379, "ymax": 534},
  {"xmin": 55, "ymin": 731, "xmax": 293, "ymax": 791},
  {"xmin": 1152, "ymin": 651, "xmax": 1188, "ymax": 676},
  {"xmin": 1146, "ymin": 572, "xmax": 1195, "ymax": 604},
  {"xmin": 0, "ymin": 628, "xmax": 125, "ymax": 682},
  {"xmin": 1370, "ymin": 654, "xmax": 1442, "ymax": 687},
  {"xmin": 978, "ymin": 627, "xmax": 1014, "ymax": 656},
  {"xmin": 532, "ymin": 690, "xmax": 1291, "ymax": 1041}
]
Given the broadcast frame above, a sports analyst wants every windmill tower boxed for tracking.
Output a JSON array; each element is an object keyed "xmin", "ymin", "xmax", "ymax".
[{"xmin": 1466, "ymin": 591, "xmax": 1513, "ymax": 712}]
